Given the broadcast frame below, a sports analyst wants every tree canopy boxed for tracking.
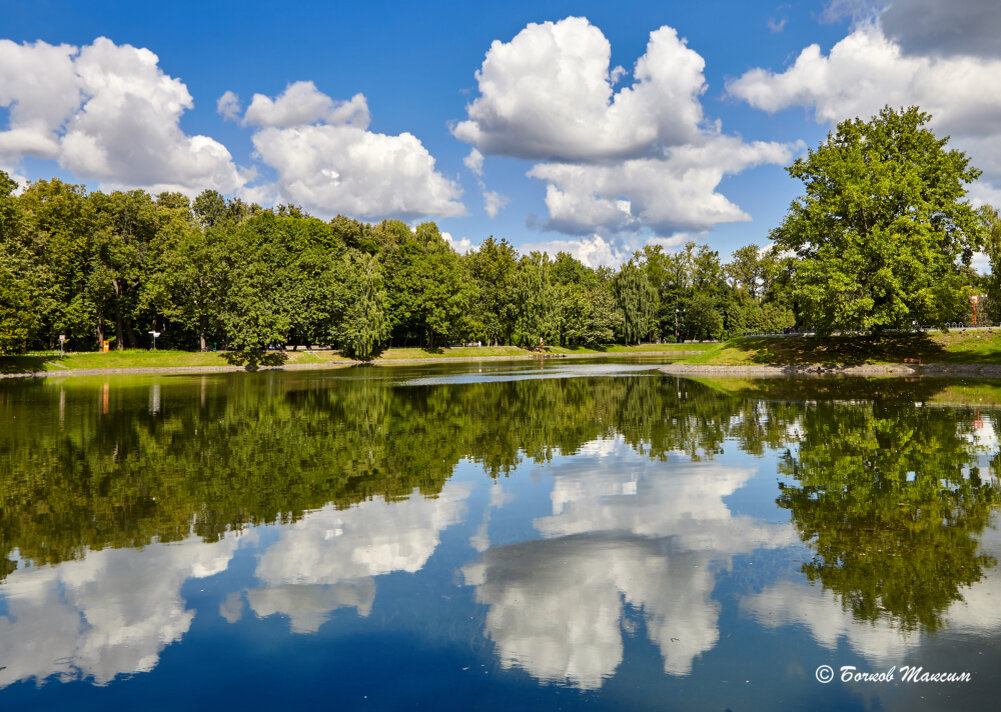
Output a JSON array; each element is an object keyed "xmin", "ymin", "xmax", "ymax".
[
  {"xmin": 0, "ymin": 170, "xmax": 803, "ymax": 354},
  {"xmin": 772, "ymin": 106, "xmax": 984, "ymax": 333}
]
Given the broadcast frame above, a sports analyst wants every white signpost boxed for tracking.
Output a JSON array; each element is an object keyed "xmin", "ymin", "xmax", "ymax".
[
  {"xmin": 148, "ymin": 331, "xmax": 161, "ymax": 351},
  {"xmin": 58, "ymin": 334, "xmax": 65, "ymax": 356}
]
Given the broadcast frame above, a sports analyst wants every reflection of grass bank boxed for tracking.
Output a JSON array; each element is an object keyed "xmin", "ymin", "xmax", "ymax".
[
  {"xmin": 927, "ymin": 382, "xmax": 1001, "ymax": 407},
  {"xmin": 0, "ymin": 343, "xmax": 713, "ymax": 376},
  {"xmin": 682, "ymin": 331, "xmax": 1001, "ymax": 366},
  {"xmin": 685, "ymin": 374, "xmax": 1001, "ymax": 407}
]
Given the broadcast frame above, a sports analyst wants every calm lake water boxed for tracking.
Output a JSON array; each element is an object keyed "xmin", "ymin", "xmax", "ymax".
[{"xmin": 2, "ymin": 359, "xmax": 1001, "ymax": 710}]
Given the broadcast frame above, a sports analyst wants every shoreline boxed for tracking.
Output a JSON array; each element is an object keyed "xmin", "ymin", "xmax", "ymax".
[
  {"xmin": 659, "ymin": 363, "xmax": 1001, "ymax": 377},
  {"xmin": 0, "ymin": 350, "xmax": 703, "ymax": 379}
]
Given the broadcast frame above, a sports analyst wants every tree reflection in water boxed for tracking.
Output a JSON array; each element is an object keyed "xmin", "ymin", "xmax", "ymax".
[
  {"xmin": 1, "ymin": 369, "xmax": 1001, "ymax": 692},
  {"xmin": 777, "ymin": 398, "xmax": 1001, "ymax": 632}
]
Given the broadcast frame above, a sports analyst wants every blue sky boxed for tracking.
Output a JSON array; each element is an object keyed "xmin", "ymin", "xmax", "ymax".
[{"xmin": 3, "ymin": 0, "xmax": 1001, "ymax": 266}]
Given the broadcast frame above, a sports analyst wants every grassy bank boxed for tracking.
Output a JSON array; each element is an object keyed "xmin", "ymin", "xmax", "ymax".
[
  {"xmin": 680, "ymin": 330, "xmax": 1001, "ymax": 366},
  {"xmin": 544, "ymin": 343, "xmax": 706, "ymax": 355},
  {"xmin": 0, "ymin": 342, "xmax": 712, "ymax": 375},
  {"xmin": 377, "ymin": 343, "xmax": 708, "ymax": 359},
  {"xmin": 0, "ymin": 349, "xmax": 351, "ymax": 374}
]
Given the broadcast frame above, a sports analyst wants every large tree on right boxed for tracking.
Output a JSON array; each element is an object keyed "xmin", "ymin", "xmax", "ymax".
[{"xmin": 772, "ymin": 106, "xmax": 984, "ymax": 332}]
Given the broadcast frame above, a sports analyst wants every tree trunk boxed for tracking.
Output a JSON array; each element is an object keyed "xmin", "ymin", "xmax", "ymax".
[
  {"xmin": 125, "ymin": 320, "xmax": 139, "ymax": 348},
  {"xmin": 115, "ymin": 311, "xmax": 125, "ymax": 350}
]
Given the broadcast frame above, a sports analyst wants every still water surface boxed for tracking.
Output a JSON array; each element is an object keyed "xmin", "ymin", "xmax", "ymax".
[{"xmin": 2, "ymin": 359, "xmax": 1001, "ymax": 710}]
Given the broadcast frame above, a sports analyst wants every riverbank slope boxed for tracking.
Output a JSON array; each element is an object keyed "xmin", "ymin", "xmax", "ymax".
[
  {"xmin": 675, "ymin": 330, "xmax": 1001, "ymax": 366},
  {"xmin": 0, "ymin": 343, "xmax": 709, "ymax": 379}
]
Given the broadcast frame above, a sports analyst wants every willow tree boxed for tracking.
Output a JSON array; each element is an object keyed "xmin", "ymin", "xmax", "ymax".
[
  {"xmin": 612, "ymin": 260, "xmax": 657, "ymax": 344},
  {"xmin": 772, "ymin": 106, "xmax": 984, "ymax": 332},
  {"xmin": 336, "ymin": 252, "xmax": 389, "ymax": 360}
]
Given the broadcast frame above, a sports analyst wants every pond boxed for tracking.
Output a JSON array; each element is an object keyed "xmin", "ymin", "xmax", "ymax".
[{"xmin": 1, "ymin": 359, "xmax": 1000, "ymax": 710}]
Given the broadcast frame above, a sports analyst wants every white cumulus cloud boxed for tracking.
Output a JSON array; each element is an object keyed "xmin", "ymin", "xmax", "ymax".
[
  {"xmin": 454, "ymin": 17, "xmax": 798, "ymax": 238},
  {"xmin": 482, "ymin": 190, "xmax": 509, "ymax": 219},
  {"xmin": 216, "ymin": 90, "xmax": 242, "ymax": 122},
  {"xmin": 519, "ymin": 234, "xmax": 631, "ymax": 269},
  {"xmin": 727, "ymin": 21, "xmax": 1001, "ymax": 186},
  {"xmin": 0, "ymin": 37, "xmax": 244, "ymax": 194},
  {"xmin": 463, "ymin": 147, "xmax": 484, "ymax": 175},
  {"xmin": 452, "ymin": 17, "xmax": 706, "ymax": 161},
  {"xmin": 242, "ymin": 81, "xmax": 370, "ymax": 128},
  {"xmin": 529, "ymin": 136, "xmax": 797, "ymax": 235},
  {"xmin": 240, "ymin": 82, "xmax": 464, "ymax": 220},
  {"xmin": 518, "ymin": 233, "xmax": 692, "ymax": 269},
  {"xmin": 442, "ymin": 231, "xmax": 476, "ymax": 254}
]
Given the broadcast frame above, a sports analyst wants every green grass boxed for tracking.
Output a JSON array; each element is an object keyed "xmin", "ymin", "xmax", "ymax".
[
  {"xmin": 0, "ymin": 342, "xmax": 704, "ymax": 374},
  {"xmin": 680, "ymin": 330, "xmax": 1001, "ymax": 366},
  {"xmin": 544, "ymin": 343, "xmax": 713, "ymax": 355},
  {"xmin": 0, "ymin": 349, "xmax": 352, "ymax": 373},
  {"xmin": 378, "ymin": 343, "xmax": 713, "ymax": 359},
  {"xmin": 58, "ymin": 350, "xmax": 238, "ymax": 368},
  {"xmin": 377, "ymin": 345, "xmax": 531, "ymax": 359}
]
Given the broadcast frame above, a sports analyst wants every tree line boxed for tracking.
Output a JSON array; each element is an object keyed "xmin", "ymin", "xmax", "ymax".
[
  {"xmin": 3, "ymin": 106, "xmax": 1000, "ymax": 356},
  {"xmin": 0, "ymin": 170, "xmax": 796, "ymax": 356}
]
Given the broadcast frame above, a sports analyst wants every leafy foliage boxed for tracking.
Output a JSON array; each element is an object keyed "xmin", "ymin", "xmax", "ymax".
[{"xmin": 772, "ymin": 106, "xmax": 984, "ymax": 332}]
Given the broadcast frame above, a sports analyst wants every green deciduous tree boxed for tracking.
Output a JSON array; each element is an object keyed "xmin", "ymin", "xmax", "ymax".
[
  {"xmin": 727, "ymin": 244, "xmax": 763, "ymax": 298},
  {"xmin": 466, "ymin": 237, "xmax": 518, "ymax": 345},
  {"xmin": 772, "ymin": 106, "xmax": 984, "ymax": 333},
  {"xmin": 0, "ymin": 265, "xmax": 37, "ymax": 353},
  {"xmin": 685, "ymin": 292, "xmax": 723, "ymax": 341},
  {"xmin": 17, "ymin": 178, "xmax": 97, "ymax": 348},
  {"xmin": 383, "ymin": 221, "xmax": 474, "ymax": 347}
]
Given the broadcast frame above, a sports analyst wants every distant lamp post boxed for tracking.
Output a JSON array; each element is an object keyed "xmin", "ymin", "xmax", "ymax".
[
  {"xmin": 148, "ymin": 330, "xmax": 161, "ymax": 350},
  {"xmin": 59, "ymin": 334, "xmax": 65, "ymax": 357},
  {"xmin": 675, "ymin": 308, "xmax": 681, "ymax": 343}
]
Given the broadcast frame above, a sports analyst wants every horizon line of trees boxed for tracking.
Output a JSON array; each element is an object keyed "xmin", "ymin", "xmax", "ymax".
[{"xmin": 0, "ymin": 171, "xmax": 798, "ymax": 357}]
